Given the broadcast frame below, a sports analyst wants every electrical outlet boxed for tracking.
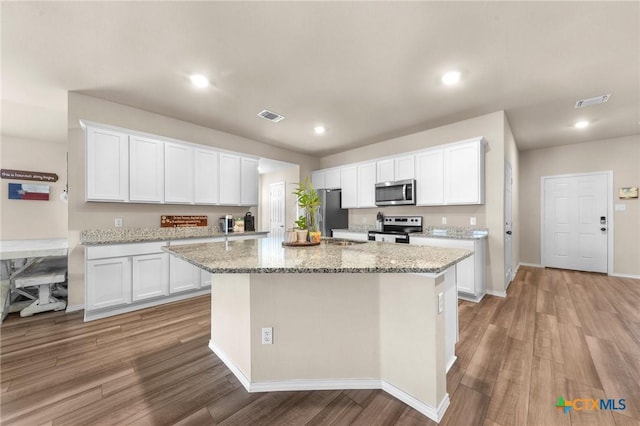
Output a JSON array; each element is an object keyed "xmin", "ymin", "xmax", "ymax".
[
  {"xmin": 438, "ymin": 292, "xmax": 444, "ymax": 314},
  {"xmin": 470, "ymin": 217, "xmax": 476, "ymax": 226},
  {"xmin": 441, "ymin": 217, "xmax": 447, "ymax": 225},
  {"xmin": 261, "ymin": 327, "xmax": 273, "ymax": 345},
  {"xmin": 115, "ymin": 218, "xmax": 123, "ymax": 228}
]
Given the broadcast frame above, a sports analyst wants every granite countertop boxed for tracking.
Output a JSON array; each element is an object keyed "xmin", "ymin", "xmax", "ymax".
[
  {"xmin": 163, "ymin": 237, "xmax": 472, "ymax": 274},
  {"xmin": 80, "ymin": 227, "xmax": 269, "ymax": 245}
]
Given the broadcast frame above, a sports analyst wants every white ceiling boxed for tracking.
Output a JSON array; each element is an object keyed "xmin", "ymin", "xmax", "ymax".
[{"xmin": 2, "ymin": 2, "xmax": 639, "ymax": 156}]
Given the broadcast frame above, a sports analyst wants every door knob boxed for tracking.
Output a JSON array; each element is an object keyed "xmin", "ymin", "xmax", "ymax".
[
  {"xmin": 506, "ymin": 231, "xmax": 512, "ymax": 235},
  {"xmin": 600, "ymin": 227, "xmax": 607, "ymax": 232}
]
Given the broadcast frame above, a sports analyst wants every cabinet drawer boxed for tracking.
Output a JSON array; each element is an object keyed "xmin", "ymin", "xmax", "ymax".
[{"xmin": 86, "ymin": 241, "xmax": 167, "ymax": 259}]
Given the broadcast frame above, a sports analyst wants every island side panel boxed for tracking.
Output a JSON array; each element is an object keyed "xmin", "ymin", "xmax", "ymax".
[
  {"xmin": 249, "ymin": 273, "xmax": 380, "ymax": 383},
  {"xmin": 209, "ymin": 273, "xmax": 252, "ymax": 383},
  {"xmin": 379, "ymin": 273, "xmax": 447, "ymax": 410}
]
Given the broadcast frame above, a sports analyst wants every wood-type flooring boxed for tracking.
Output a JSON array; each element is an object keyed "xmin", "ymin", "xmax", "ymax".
[{"xmin": 1, "ymin": 266, "xmax": 639, "ymax": 425}]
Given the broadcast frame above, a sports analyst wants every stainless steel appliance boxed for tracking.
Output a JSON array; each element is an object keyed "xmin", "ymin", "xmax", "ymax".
[
  {"xmin": 368, "ymin": 216, "xmax": 422, "ymax": 244},
  {"xmin": 219, "ymin": 216, "xmax": 235, "ymax": 233},
  {"xmin": 375, "ymin": 179, "xmax": 416, "ymax": 206},
  {"xmin": 317, "ymin": 189, "xmax": 349, "ymax": 237}
]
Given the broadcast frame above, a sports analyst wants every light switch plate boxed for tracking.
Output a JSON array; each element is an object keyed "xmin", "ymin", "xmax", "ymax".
[{"xmin": 615, "ymin": 204, "xmax": 626, "ymax": 211}]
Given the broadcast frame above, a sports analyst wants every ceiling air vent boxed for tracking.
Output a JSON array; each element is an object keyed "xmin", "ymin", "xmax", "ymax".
[
  {"xmin": 257, "ymin": 110, "xmax": 285, "ymax": 122},
  {"xmin": 575, "ymin": 94, "xmax": 611, "ymax": 109}
]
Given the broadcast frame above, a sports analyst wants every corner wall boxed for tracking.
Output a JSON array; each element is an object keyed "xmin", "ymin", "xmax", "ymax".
[
  {"xmin": 0, "ymin": 136, "xmax": 68, "ymax": 240},
  {"xmin": 67, "ymin": 93, "xmax": 319, "ymax": 307},
  {"xmin": 519, "ymin": 134, "xmax": 640, "ymax": 276}
]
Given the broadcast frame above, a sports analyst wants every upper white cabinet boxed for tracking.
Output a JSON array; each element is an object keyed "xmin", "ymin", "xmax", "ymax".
[
  {"xmin": 443, "ymin": 139, "xmax": 485, "ymax": 205},
  {"xmin": 219, "ymin": 153, "xmax": 241, "ymax": 205},
  {"xmin": 86, "ymin": 127, "xmax": 129, "ymax": 201},
  {"xmin": 194, "ymin": 148, "xmax": 219, "ymax": 204},
  {"xmin": 416, "ymin": 148, "xmax": 444, "ymax": 205},
  {"xmin": 312, "ymin": 171, "xmax": 326, "ymax": 190},
  {"xmin": 240, "ymin": 157, "xmax": 259, "ymax": 206},
  {"xmin": 129, "ymin": 136, "xmax": 164, "ymax": 203},
  {"xmin": 341, "ymin": 166, "xmax": 358, "ymax": 208},
  {"xmin": 164, "ymin": 142, "xmax": 194, "ymax": 204},
  {"xmin": 357, "ymin": 162, "xmax": 376, "ymax": 208},
  {"xmin": 312, "ymin": 168, "xmax": 341, "ymax": 190},
  {"xmin": 376, "ymin": 155, "xmax": 415, "ymax": 183}
]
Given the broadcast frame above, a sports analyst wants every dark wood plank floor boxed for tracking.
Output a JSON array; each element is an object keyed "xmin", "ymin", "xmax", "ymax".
[{"xmin": 1, "ymin": 266, "xmax": 639, "ymax": 425}]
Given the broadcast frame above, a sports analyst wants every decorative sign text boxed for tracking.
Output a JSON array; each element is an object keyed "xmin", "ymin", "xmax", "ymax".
[
  {"xmin": 1, "ymin": 169, "xmax": 58, "ymax": 182},
  {"xmin": 161, "ymin": 215, "xmax": 208, "ymax": 228}
]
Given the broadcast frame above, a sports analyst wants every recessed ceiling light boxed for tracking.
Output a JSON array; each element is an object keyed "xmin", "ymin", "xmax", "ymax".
[
  {"xmin": 442, "ymin": 71, "xmax": 461, "ymax": 86},
  {"xmin": 190, "ymin": 74, "xmax": 209, "ymax": 88},
  {"xmin": 574, "ymin": 120, "xmax": 589, "ymax": 129},
  {"xmin": 314, "ymin": 126, "xmax": 325, "ymax": 135}
]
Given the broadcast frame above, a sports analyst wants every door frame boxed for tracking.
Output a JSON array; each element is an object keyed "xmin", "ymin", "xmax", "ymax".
[
  {"xmin": 504, "ymin": 161, "xmax": 513, "ymax": 286},
  {"xmin": 540, "ymin": 171, "xmax": 614, "ymax": 274}
]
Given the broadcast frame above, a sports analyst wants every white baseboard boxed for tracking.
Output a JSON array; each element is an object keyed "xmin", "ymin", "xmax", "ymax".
[
  {"xmin": 446, "ymin": 355, "xmax": 457, "ymax": 373},
  {"xmin": 65, "ymin": 304, "xmax": 84, "ymax": 313},
  {"xmin": 485, "ymin": 289, "xmax": 507, "ymax": 298},
  {"xmin": 519, "ymin": 262, "xmax": 543, "ymax": 268},
  {"xmin": 609, "ymin": 272, "xmax": 640, "ymax": 280},
  {"xmin": 209, "ymin": 340, "xmax": 448, "ymax": 423}
]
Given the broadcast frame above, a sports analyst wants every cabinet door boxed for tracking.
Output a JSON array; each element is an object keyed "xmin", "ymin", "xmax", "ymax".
[
  {"xmin": 129, "ymin": 136, "xmax": 164, "ymax": 202},
  {"xmin": 357, "ymin": 162, "xmax": 376, "ymax": 208},
  {"xmin": 201, "ymin": 270, "xmax": 212, "ymax": 288},
  {"xmin": 132, "ymin": 253, "xmax": 169, "ymax": 301},
  {"xmin": 86, "ymin": 257, "xmax": 131, "ymax": 310},
  {"xmin": 376, "ymin": 159, "xmax": 394, "ymax": 183},
  {"xmin": 164, "ymin": 142, "xmax": 194, "ymax": 204},
  {"xmin": 416, "ymin": 149, "xmax": 444, "ymax": 205},
  {"xmin": 170, "ymin": 255, "xmax": 202, "ymax": 293},
  {"xmin": 394, "ymin": 155, "xmax": 415, "ymax": 181},
  {"xmin": 86, "ymin": 127, "xmax": 129, "ymax": 201},
  {"xmin": 219, "ymin": 153, "xmax": 241, "ymax": 205},
  {"xmin": 324, "ymin": 169, "xmax": 341, "ymax": 189},
  {"xmin": 340, "ymin": 166, "xmax": 358, "ymax": 208},
  {"xmin": 194, "ymin": 148, "xmax": 219, "ymax": 204},
  {"xmin": 312, "ymin": 171, "xmax": 326, "ymax": 190},
  {"xmin": 444, "ymin": 141, "xmax": 483, "ymax": 204},
  {"xmin": 240, "ymin": 157, "xmax": 259, "ymax": 206}
]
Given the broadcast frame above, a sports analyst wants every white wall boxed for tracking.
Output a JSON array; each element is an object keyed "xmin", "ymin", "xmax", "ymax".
[{"xmin": 0, "ymin": 136, "xmax": 68, "ymax": 240}]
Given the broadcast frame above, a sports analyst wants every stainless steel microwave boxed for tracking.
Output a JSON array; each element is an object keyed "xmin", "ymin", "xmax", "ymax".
[{"xmin": 375, "ymin": 179, "xmax": 416, "ymax": 206}]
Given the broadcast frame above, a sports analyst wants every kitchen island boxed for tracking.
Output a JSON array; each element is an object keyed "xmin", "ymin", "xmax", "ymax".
[{"xmin": 164, "ymin": 237, "xmax": 471, "ymax": 423}]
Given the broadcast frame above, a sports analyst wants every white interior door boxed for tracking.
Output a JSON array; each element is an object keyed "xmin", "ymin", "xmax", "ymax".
[
  {"xmin": 504, "ymin": 161, "xmax": 513, "ymax": 284},
  {"xmin": 269, "ymin": 182, "xmax": 286, "ymax": 238},
  {"xmin": 542, "ymin": 172, "xmax": 609, "ymax": 273}
]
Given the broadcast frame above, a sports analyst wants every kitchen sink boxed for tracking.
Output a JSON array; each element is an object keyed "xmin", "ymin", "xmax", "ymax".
[{"xmin": 324, "ymin": 239, "xmax": 367, "ymax": 246}]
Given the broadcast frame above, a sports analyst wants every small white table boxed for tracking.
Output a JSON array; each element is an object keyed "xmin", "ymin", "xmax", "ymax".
[{"xmin": 1, "ymin": 239, "xmax": 68, "ymax": 319}]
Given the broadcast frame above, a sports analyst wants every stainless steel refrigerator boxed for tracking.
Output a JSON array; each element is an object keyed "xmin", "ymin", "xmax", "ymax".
[{"xmin": 317, "ymin": 189, "xmax": 349, "ymax": 237}]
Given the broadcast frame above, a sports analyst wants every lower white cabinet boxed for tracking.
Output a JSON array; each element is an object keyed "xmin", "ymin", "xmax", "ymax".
[
  {"xmin": 410, "ymin": 236, "xmax": 486, "ymax": 302},
  {"xmin": 132, "ymin": 253, "xmax": 169, "ymax": 301},
  {"xmin": 331, "ymin": 230, "xmax": 368, "ymax": 241},
  {"xmin": 169, "ymin": 256, "xmax": 202, "ymax": 293},
  {"xmin": 86, "ymin": 257, "xmax": 132, "ymax": 310}
]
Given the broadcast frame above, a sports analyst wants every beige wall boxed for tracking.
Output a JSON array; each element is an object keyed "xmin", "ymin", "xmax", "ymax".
[
  {"xmin": 258, "ymin": 165, "xmax": 299, "ymax": 232},
  {"xmin": 0, "ymin": 136, "xmax": 68, "ymax": 240},
  {"xmin": 320, "ymin": 111, "xmax": 511, "ymax": 293},
  {"xmin": 519, "ymin": 135, "xmax": 640, "ymax": 276},
  {"xmin": 67, "ymin": 93, "xmax": 319, "ymax": 307}
]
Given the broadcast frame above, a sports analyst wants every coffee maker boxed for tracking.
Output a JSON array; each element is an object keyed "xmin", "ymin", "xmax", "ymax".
[
  {"xmin": 244, "ymin": 212, "xmax": 255, "ymax": 232},
  {"xmin": 219, "ymin": 215, "xmax": 235, "ymax": 233}
]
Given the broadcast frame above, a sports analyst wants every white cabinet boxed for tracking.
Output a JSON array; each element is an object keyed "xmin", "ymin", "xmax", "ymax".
[
  {"xmin": 194, "ymin": 148, "xmax": 219, "ymax": 204},
  {"xmin": 86, "ymin": 257, "xmax": 132, "ymax": 310},
  {"xmin": 410, "ymin": 236, "xmax": 486, "ymax": 302},
  {"xmin": 132, "ymin": 253, "xmax": 169, "ymax": 301},
  {"xmin": 325, "ymin": 169, "xmax": 341, "ymax": 189},
  {"xmin": 394, "ymin": 155, "xmax": 415, "ymax": 181},
  {"xmin": 332, "ymin": 230, "xmax": 368, "ymax": 241},
  {"xmin": 340, "ymin": 166, "xmax": 358, "ymax": 208},
  {"xmin": 416, "ymin": 148, "xmax": 444, "ymax": 205},
  {"xmin": 219, "ymin": 153, "xmax": 241, "ymax": 205},
  {"xmin": 170, "ymin": 256, "xmax": 202, "ymax": 293},
  {"xmin": 240, "ymin": 157, "xmax": 259, "ymax": 206},
  {"xmin": 201, "ymin": 270, "xmax": 212, "ymax": 288},
  {"xmin": 164, "ymin": 142, "xmax": 194, "ymax": 204},
  {"xmin": 376, "ymin": 159, "xmax": 394, "ymax": 183},
  {"xmin": 357, "ymin": 162, "xmax": 376, "ymax": 208},
  {"xmin": 312, "ymin": 171, "xmax": 326, "ymax": 190},
  {"xmin": 129, "ymin": 136, "xmax": 164, "ymax": 202},
  {"xmin": 443, "ymin": 139, "xmax": 485, "ymax": 205},
  {"xmin": 86, "ymin": 127, "xmax": 129, "ymax": 201}
]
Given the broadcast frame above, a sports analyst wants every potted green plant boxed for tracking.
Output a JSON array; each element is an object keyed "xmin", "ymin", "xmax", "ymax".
[{"xmin": 293, "ymin": 176, "xmax": 321, "ymax": 242}]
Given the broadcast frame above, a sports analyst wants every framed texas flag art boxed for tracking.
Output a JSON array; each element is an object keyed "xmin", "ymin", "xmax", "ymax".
[{"xmin": 8, "ymin": 183, "xmax": 50, "ymax": 201}]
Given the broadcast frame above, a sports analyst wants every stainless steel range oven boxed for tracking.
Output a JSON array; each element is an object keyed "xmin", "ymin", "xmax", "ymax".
[{"xmin": 367, "ymin": 216, "xmax": 423, "ymax": 244}]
